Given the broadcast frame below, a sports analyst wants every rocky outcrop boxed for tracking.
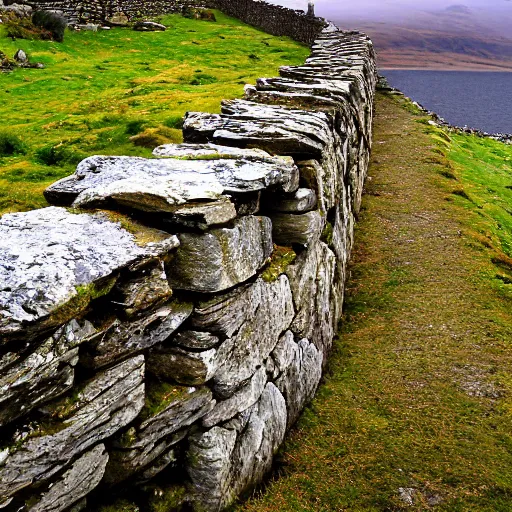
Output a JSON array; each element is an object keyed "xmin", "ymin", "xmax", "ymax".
[{"xmin": 0, "ymin": 19, "xmax": 375, "ymax": 512}]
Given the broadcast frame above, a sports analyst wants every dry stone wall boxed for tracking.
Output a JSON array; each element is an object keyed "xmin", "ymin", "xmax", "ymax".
[{"xmin": 0, "ymin": 22, "xmax": 376, "ymax": 512}]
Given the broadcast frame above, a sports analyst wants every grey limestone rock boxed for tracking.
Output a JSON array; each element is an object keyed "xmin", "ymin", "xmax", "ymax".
[
  {"xmin": 187, "ymin": 383, "xmax": 287, "ymax": 511},
  {"xmin": 105, "ymin": 386, "xmax": 213, "ymax": 485},
  {"xmin": 264, "ymin": 188, "xmax": 317, "ymax": 213},
  {"xmin": 168, "ymin": 216, "xmax": 273, "ymax": 293},
  {"xmin": 147, "ymin": 345, "xmax": 217, "ymax": 386},
  {"xmin": 44, "ymin": 152, "xmax": 298, "ymax": 213},
  {"xmin": 209, "ymin": 276, "xmax": 294, "ymax": 398},
  {"xmin": 163, "ymin": 199, "xmax": 237, "ymax": 230},
  {"xmin": 133, "ymin": 21, "xmax": 166, "ymax": 31},
  {"xmin": 275, "ymin": 337, "xmax": 322, "ymax": 427},
  {"xmin": 0, "ymin": 319, "xmax": 95, "ymax": 427},
  {"xmin": 286, "ymin": 240, "xmax": 336, "ymax": 356},
  {"xmin": 28, "ymin": 444, "xmax": 109, "ymax": 512},
  {"xmin": 0, "ymin": 356, "xmax": 145, "ymax": 506},
  {"xmin": 0, "ymin": 207, "xmax": 177, "ymax": 343},
  {"xmin": 80, "ymin": 300, "xmax": 193, "ymax": 369},
  {"xmin": 174, "ymin": 330, "xmax": 220, "ymax": 350},
  {"xmin": 112, "ymin": 260, "xmax": 172, "ymax": 319},
  {"xmin": 270, "ymin": 210, "xmax": 325, "ymax": 246},
  {"xmin": 202, "ymin": 366, "xmax": 267, "ymax": 428}
]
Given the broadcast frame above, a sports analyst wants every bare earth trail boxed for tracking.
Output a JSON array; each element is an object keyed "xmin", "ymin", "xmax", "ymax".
[{"xmin": 235, "ymin": 92, "xmax": 512, "ymax": 511}]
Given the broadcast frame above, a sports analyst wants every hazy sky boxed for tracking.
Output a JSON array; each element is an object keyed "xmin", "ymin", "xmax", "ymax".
[{"xmin": 270, "ymin": 0, "xmax": 512, "ymax": 20}]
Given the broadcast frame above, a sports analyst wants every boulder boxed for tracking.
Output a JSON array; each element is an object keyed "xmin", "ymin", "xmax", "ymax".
[
  {"xmin": 0, "ymin": 207, "xmax": 178, "ymax": 343},
  {"xmin": 133, "ymin": 21, "xmax": 166, "ymax": 31},
  {"xmin": 13, "ymin": 49, "xmax": 27, "ymax": 64},
  {"xmin": 168, "ymin": 216, "xmax": 273, "ymax": 293}
]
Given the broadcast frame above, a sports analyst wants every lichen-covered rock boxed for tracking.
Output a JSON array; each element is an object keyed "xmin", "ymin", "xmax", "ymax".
[
  {"xmin": 44, "ymin": 152, "xmax": 298, "ymax": 213},
  {"xmin": 285, "ymin": 240, "xmax": 336, "ymax": 356},
  {"xmin": 275, "ymin": 337, "xmax": 322, "ymax": 427},
  {"xmin": 164, "ymin": 199, "xmax": 237, "ymax": 230},
  {"xmin": 104, "ymin": 386, "xmax": 213, "ymax": 485},
  {"xmin": 168, "ymin": 216, "xmax": 273, "ymax": 293},
  {"xmin": 206, "ymin": 276, "xmax": 294, "ymax": 398},
  {"xmin": 80, "ymin": 301, "xmax": 193, "ymax": 369},
  {"xmin": 0, "ymin": 319, "xmax": 95, "ymax": 427},
  {"xmin": 0, "ymin": 207, "xmax": 177, "ymax": 343},
  {"xmin": 27, "ymin": 444, "xmax": 109, "ymax": 512},
  {"xmin": 202, "ymin": 367, "xmax": 267, "ymax": 428},
  {"xmin": 270, "ymin": 210, "xmax": 324, "ymax": 246},
  {"xmin": 187, "ymin": 383, "xmax": 287, "ymax": 511},
  {"xmin": 0, "ymin": 356, "xmax": 145, "ymax": 506},
  {"xmin": 147, "ymin": 345, "xmax": 217, "ymax": 386},
  {"xmin": 112, "ymin": 261, "xmax": 172, "ymax": 319}
]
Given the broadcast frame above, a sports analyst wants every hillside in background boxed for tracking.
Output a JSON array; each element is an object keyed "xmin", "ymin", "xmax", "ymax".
[
  {"xmin": 272, "ymin": 0, "xmax": 512, "ymax": 70},
  {"xmin": 337, "ymin": 3, "xmax": 512, "ymax": 70}
]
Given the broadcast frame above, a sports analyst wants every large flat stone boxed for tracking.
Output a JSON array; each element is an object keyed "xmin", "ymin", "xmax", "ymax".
[
  {"xmin": 168, "ymin": 216, "xmax": 273, "ymax": 293},
  {"xmin": 44, "ymin": 151, "xmax": 298, "ymax": 213},
  {"xmin": 0, "ymin": 207, "xmax": 178, "ymax": 343},
  {"xmin": 270, "ymin": 211, "xmax": 325, "ymax": 246},
  {"xmin": 0, "ymin": 356, "xmax": 145, "ymax": 506}
]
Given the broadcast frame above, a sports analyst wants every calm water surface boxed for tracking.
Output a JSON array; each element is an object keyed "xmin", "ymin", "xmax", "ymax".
[{"xmin": 382, "ymin": 70, "xmax": 512, "ymax": 134}]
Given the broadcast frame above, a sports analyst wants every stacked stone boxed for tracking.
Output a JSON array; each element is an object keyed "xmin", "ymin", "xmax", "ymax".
[{"xmin": 0, "ymin": 28, "xmax": 375, "ymax": 512}]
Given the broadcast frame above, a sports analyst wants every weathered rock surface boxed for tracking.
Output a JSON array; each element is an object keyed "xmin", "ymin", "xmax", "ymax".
[
  {"xmin": 28, "ymin": 444, "xmax": 109, "ymax": 512},
  {"xmin": 168, "ymin": 216, "xmax": 273, "ymax": 293},
  {"xmin": 163, "ymin": 199, "xmax": 238, "ymax": 230},
  {"xmin": 0, "ymin": 207, "xmax": 177, "ymax": 343},
  {"xmin": 44, "ymin": 152, "xmax": 298, "ymax": 213},
  {"xmin": 80, "ymin": 300, "xmax": 193, "ymax": 369},
  {"xmin": 174, "ymin": 330, "xmax": 220, "ymax": 350},
  {"xmin": 105, "ymin": 386, "xmax": 213, "ymax": 484},
  {"xmin": 270, "ymin": 210, "xmax": 324, "ymax": 246},
  {"xmin": 112, "ymin": 261, "xmax": 172, "ymax": 319},
  {"xmin": 0, "ymin": 319, "xmax": 95, "ymax": 427},
  {"xmin": 202, "ymin": 367, "xmax": 267, "ymax": 428},
  {"xmin": 0, "ymin": 356, "xmax": 144, "ymax": 505},
  {"xmin": 264, "ymin": 188, "xmax": 317, "ymax": 213},
  {"xmin": 133, "ymin": 21, "xmax": 166, "ymax": 31},
  {"xmin": 147, "ymin": 345, "xmax": 217, "ymax": 386},
  {"xmin": 209, "ymin": 276, "xmax": 294, "ymax": 398},
  {"xmin": 275, "ymin": 336, "xmax": 323, "ymax": 427},
  {"xmin": 187, "ymin": 383, "xmax": 287, "ymax": 511},
  {"xmin": 286, "ymin": 240, "xmax": 336, "ymax": 356}
]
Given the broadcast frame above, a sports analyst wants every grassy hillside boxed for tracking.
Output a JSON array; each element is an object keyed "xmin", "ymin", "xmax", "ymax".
[
  {"xmin": 0, "ymin": 12, "xmax": 308, "ymax": 214},
  {"xmin": 232, "ymin": 92, "xmax": 512, "ymax": 511}
]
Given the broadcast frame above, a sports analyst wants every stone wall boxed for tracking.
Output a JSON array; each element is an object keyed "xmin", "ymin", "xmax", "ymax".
[
  {"xmin": 0, "ymin": 26, "xmax": 376, "ymax": 512},
  {"xmin": 212, "ymin": 0, "xmax": 328, "ymax": 46}
]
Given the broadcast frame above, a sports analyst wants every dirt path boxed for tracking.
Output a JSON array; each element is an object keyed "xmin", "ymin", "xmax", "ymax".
[{"xmin": 235, "ymin": 92, "xmax": 512, "ymax": 511}]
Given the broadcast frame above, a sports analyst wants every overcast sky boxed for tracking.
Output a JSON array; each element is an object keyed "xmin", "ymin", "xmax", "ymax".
[{"xmin": 270, "ymin": 0, "xmax": 512, "ymax": 20}]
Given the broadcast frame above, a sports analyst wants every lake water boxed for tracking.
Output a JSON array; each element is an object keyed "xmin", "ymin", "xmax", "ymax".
[{"xmin": 382, "ymin": 70, "xmax": 512, "ymax": 134}]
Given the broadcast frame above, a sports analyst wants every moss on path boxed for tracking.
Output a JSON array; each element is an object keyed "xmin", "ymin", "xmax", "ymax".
[{"xmin": 234, "ymin": 91, "xmax": 512, "ymax": 511}]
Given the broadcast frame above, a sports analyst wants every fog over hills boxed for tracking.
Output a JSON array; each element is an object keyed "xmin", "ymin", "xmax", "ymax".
[{"xmin": 271, "ymin": 0, "xmax": 512, "ymax": 69}]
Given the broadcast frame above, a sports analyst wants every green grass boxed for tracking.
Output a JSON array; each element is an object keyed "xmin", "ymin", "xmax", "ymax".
[
  {"xmin": 231, "ymin": 92, "xmax": 512, "ymax": 511},
  {"xmin": 0, "ymin": 11, "xmax": 308, "ymax": 214}
]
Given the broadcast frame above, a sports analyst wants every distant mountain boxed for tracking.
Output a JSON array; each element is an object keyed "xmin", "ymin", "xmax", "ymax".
[{"xmin": 332, "ymin": 3, "xmax": 512, "ymax": 70}]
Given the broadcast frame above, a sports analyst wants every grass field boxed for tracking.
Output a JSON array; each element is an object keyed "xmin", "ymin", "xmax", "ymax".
[
  {"xmin": 232, "ymin": 92, "xmax": 512, "ymax": 511},
  {"xmin": 0, "ymin": 12, "xmax": 308, "ymax": 214}
]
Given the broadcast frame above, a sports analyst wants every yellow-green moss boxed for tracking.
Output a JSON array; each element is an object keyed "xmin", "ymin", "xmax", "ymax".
[{"xmin": 261, "ymin": 244, "xmax": 296, "ymax": 283}]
